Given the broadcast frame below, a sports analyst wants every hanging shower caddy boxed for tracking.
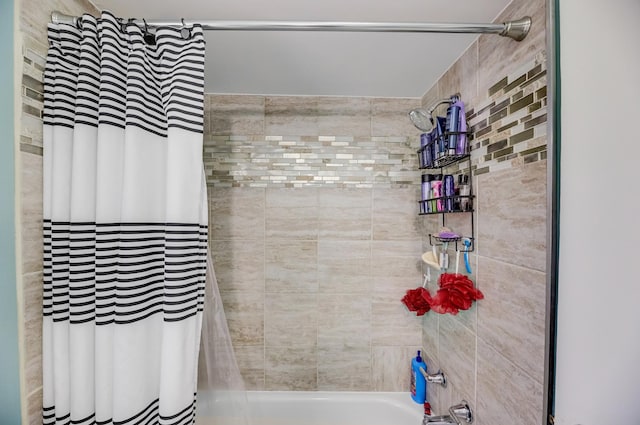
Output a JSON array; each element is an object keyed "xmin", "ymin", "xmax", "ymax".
[{"xmin": 417, "ymin": 129, "xmax": 475, "ymax": 253}]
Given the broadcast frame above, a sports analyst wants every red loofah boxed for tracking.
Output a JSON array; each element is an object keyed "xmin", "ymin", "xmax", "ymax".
[
  {"xmin": 401, "ymin": 287, "xmax": 432, "ymax": 316},
  {"xmin": 402, "ymin": 274, "xmax": 483, "ymax": 316},
  {"xmin": 430, "ymin": 273, "xmax": 483, "ymax": 315}
]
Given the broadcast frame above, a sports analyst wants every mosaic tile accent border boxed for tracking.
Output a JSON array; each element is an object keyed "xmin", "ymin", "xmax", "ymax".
[
  {"xmin": 20, "ymin": 36, "xmax": 47, "ymax": 157},
  {"xmin": 467, "ymin": 56, "xmax": 547, "ymax": 175},
  {"xmin": 204, "ymin": 134, "xmax": 421, "ymax": 188}
]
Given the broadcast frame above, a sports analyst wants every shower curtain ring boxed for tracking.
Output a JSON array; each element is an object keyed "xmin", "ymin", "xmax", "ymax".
[{"xmin": 180, "ymin": 18, "xmax": 191, "ymax": 39}]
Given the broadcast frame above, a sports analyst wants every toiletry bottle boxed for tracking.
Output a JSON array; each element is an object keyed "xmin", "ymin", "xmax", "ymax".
[
  {"xmin": 423, "ymin": 174, "xmax": 438, "ymax": 213},
  {"xmin": 424, "ymin": 133, "xmax": 434, "ymax": 168},
  {"xmin": 431, "ymin": 178, "xmax": 443, "ymax": 212},
  {"xmin": 454, "ymin": 174, "xmax": 462, "ymax": 211},
  {"xmin": 459, "ymin": 174, "xmax": 470, "ymax": 211},
  {"xmin": 445, "ymin": 104, "xmax": 460, "ymax": 156},
  {"xmin": 421, "ymin": 174, "xmax": 430, "ymax": 214},
  {"xmin": 436, "ymin": 117, "xmax": 447, "ymax": 159},
  {"xmin": 444, "ymin": 174, "xmax": 455, "ymax": 212},
  {"xmin": 429, "ymin": 128, "xmax": 438, "ymax": 167},
  {"xmin": 453, "ymin": 100, "xmax": 468, "ymax": 155},
  {"xmin": 420, "ymin": 133, "xmax": 434, "ymax": 168},
  {"xmin": 419, "ymin": 133, "xmax": 428, "ymax": 168},
  {"xmin": 411, "ymin": 350, "xmax": 427, "ymax": 404},
  {"xmin": 426, "ymin": 176, "xmax": 431, "ymax": 213}
]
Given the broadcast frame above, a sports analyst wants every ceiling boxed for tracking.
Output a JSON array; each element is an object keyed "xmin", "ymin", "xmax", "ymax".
[{"xmin": 91, "ymin": 0, "xmax": 512, "ymax": 98}]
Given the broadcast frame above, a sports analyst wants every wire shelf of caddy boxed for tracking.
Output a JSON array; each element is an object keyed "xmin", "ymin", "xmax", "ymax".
[
  {"xmin": 428, "ymin": 234, "xmax": 475, "ymax": 253},
  {"xmin": 417, "ymin": 195, "xmax": 474, "ymax": 215},
  {"xmin": 417, "ymin": 130, "xmax": 472, "ymax": 170}
]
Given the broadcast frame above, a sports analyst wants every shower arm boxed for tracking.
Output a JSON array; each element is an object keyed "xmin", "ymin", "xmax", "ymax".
[
  {"xmin": 51, "ymin": 12, "xmax": 531, "ymax": 41},
  {"xmin": 429, "ymin": 95, "xmax": 460, "ymax": 115}
]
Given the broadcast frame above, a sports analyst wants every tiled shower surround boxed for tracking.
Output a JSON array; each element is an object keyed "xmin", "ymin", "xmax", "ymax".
[
  {"xmin": 206, "ymin": 59, "xmax": 547, "ymax": 396},
  {"xmin": 207, "ymin": 2, "xmax": 548, "ymax": 425}
]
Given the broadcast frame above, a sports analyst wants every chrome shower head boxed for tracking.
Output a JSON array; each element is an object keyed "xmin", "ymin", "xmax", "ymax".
[
  {"xmin": 409, "ymin": 94, "xmax": 460, "ymax": 132},
  {"xmin": 408, "ymin": 108, "xmax": 434, "ymax": 132}
]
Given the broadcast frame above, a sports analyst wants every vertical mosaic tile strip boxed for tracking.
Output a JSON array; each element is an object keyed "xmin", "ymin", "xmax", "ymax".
[
  {"xmin": 20, "ymin": 37, "xmax": 47, "ymax": 156},
  {"xmin": 467, "ymin": 57, "xmax": 547, "ymax": 175}
]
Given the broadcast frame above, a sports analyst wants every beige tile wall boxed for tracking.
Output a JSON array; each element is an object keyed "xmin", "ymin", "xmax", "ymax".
[
  {"xmin": 418, "ymin": 0, "xmax": 548, "ymax": 424},
  {"xmin": 18, "ymin": 1, "xmax": 99, "ymax": 424},
  {"xmin": 206, "ymin": 96, "xmax": 427, "ymax": 391}
]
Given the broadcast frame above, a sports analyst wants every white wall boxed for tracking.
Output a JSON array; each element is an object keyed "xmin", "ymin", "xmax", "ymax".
[{"xmin": 555, "ymin": 1, "xmax": 640, "ymax": 424}]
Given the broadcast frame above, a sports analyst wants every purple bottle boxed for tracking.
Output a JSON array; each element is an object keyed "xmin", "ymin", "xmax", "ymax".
[
  {"xmin": 420, "ymin": 133, "xmax": 433, "ymax": 168},
  {"xmin": 453, "ymin": 100, "xmax": 468, "ymax": 155},
  {"xmin": 444, "ymin": 174, "xmax": 455, "ymax": 211},
  {"xmin": 445, "ymin": 105, "xmax": 460, "ymax": 156}
]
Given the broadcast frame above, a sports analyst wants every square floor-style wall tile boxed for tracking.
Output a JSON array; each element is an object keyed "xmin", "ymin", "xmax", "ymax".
[
  {"xmin": 264, "ymin": 293, "xmax": 318, "ymax": 347},
  {"xmin": 438, "ymin": 314, "xmax": 477, "ymax": 406},
  {"xmin": 371, "ymin": 98, "xmax": 422, "ymax": 137},
  {"xmin": 265, "ymin": 346, "xmax": 318, "ymax": 390},
  {"xmin": 477, "ymin": 160, "xmax": 546, "ymax": 271},
  {"xmin": 207, "ymin": 94, "xmax": 265, "ymax": 136},
  {"xmin": 220, "ymin": 291, "xmax": 265, "ymax": 347},
  {"xmin": 477, "ymin": 256, "xmax": 546, "ymax": 381},
  {"xmin": 317, "ymin": 344, "xmax": 372, "ymax": 391},
  {"xmin": 21, "ymin": 152, "xmax": 43, "ymax": 275},
  {"xmin": 209, "ymin": 187, "xmax": 265, "ymax": 240},
  {"xmin": 233, "ymin": 345, "xmax": 266, "ymax": 391},
  {"xmin": 266, "ymin": 188, "xmax": 318, "ymax": 240},
  {"xmin": 372, "ymin": 187, "xmax": 422, "ymax": 241},
  {"xmin": 265, "ymin": 240, "xmax": 318, "ymax": 293},
  {"xmin": 265, "ymin": 96, "xmax": 319, "ymax": 137},
  {"xmin": 371, "ymin": 345, "xmax": 421, "ymax": 392},
  {"xmin": 317, "ymin": 293, "xmax": 371, "ymax": 347},
  {"xmin": 316, "ymin": 97, "xmax": 372, "ymax": 138},
  {"xmin": 318, "ymin": 240, "xmax": 372, "ymax": 294},
  {"xmin": 318, "ymin": 188, "xmax": 372, "ymax": 240},
  {"xmin": 476, "ymin": 339, "xmax": 543, "ymax": 425},
  {"xmin": 210, "ymin": 239, "xmax": 265, "ymax": 293}
]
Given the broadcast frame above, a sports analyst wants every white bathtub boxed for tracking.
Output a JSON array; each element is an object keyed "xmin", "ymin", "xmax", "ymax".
[{"xmin": 196, "ymin": 391, "xmax": 424, "ymax": 425}]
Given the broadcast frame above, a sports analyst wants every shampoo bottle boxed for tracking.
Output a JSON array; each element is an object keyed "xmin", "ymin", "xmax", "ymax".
[
  {"xmin": 436, "ymin": 117, "xmax": 447, "ymax": 159},
  {"xmin": 445, "ymin": 104, "xmax": 461, "ymax": 156},
  {"xmin": 410, "ymin": 350, "xmax": 427, "ymax": 404},
  {"xmin": 453, "ymin": 100, "xmax": 468, "ymax": 155}
]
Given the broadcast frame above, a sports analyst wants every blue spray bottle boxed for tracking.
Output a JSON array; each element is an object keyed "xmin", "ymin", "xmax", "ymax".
[{"xmin": 410, "ymin": 350, "xmax": 427, "ymax": 404}]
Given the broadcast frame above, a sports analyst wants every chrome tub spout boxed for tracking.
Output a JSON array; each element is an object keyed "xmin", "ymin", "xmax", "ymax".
[{"xmin": 421, "ymin": 400, "xmax": 473, "ymax": 425}]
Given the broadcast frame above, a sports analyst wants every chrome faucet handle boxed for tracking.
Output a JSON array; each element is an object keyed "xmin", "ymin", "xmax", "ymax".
[
  {"xmin": 448, "ymin": 400, "xmax": 473, "ymax": 424},
  {"xmin": 426, "ymin": 370, "xmax": 447, "ymax": 387},
  {"xmin": 419, "ymin": 367, "xmax": 447, "ymax": 388}
]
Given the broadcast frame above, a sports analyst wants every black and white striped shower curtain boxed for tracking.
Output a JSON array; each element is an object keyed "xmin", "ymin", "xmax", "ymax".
[{"xmin": 43, "ymin": 12, "xmax": 207, "ymax": 425}]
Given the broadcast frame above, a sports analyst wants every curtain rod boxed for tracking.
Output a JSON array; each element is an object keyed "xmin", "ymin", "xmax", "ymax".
[{"xmin": 50, "ymin": 12, "xmax": 531, "ymax": 41}]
